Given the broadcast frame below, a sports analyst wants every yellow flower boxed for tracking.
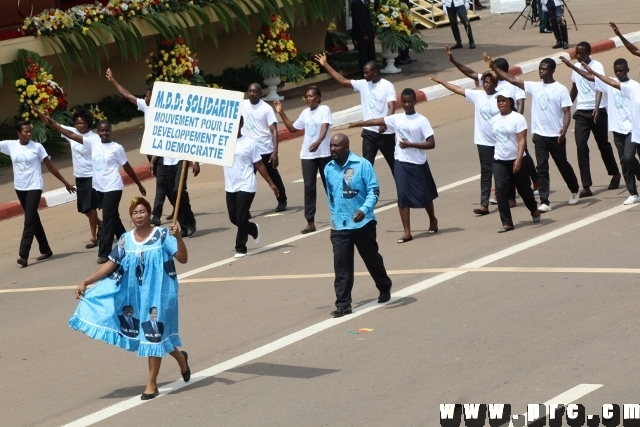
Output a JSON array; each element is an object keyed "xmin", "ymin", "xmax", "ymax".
[
  {"xmin": 86, "ymin": 19, "xmax": 91, "ymax": 24},
  {"xmin": 118, "ymin": 16, "xmax": 123, "ymax": 21},
  {"xmin": 15, "ymin": 78, "xmax": 27, "ymax": 86}
]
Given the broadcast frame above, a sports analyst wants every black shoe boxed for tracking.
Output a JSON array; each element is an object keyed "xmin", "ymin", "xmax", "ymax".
[
  {"xmin": 36, "ymin": 251, "xmax": 53, "ymax": 261},
  {"xmin": 181, "ymin": 351, "xmax": 191, "ymax": 382},
  {"xmin": 552, "ymin": 41, "xmax": 563, "ymax": 49},
  {"xmin": 469, "ymin": 41, "xmax": 476, "ymax": 49},
  {"xmin": 562, "ymin": 42, "xmax": 569, "ymax": 49},
  {"xmin": 180, "ymin": 229, "xmax": 188, "ymax": 238},
  {"xmin": 17, "ymin": 257, "xmax": 28, "ymax": 267},
  {"xmin": 140, "ymin": 389, "xmax": 159, "ymax": 400},
  {"xmin": 579, "ymin": 189, "xmax": 593, "ymax": 198},
  {"xmin": 540, "ymin": 28, "xmax": 552, "ymax": 33},
  {"xmin": 378, "ymin": 294, "xmax": 391, "ymax": 303},
  {"xmin": 186, "ymin": 227, "xmax": 196, "ymax": 238},
  {"xmin": 609, "ymin": 174, "xmax": 621, "ymax": 190},
  {"xmin": 331, "ymin": 305, "xmax": 352, "ymax": 318},
  {"xmin": 450, "ymin": 43, "xmax": 463, "ymax": 50},
  {"xmin": 275, "ymin": 202, "xmax": 287, "ymax": 212},
  {"xmin": 395, "ymin": 57, "xmax": 409, "ymax": 65},
  {"xmin": 166, "ymin": 213, "xmax": 174, "ymax": 221},
  {"xmin": 97, "ymin": 257, "xmax": 108, "ymax": 264},
  {"xmin": 404, "ymin": 56, "xmax": 417, "ymax": 63},
  {"xmin": 150, "ymin": 217, "xmax": 161, "ymax": 226}
]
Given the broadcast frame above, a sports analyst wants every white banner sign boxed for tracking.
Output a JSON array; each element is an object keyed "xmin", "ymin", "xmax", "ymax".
[{"xmin": 140, "ymin": 82, "xmax": 244, "ymax": 166}]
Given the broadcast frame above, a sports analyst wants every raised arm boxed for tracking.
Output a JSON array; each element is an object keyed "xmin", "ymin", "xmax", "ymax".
[
  {"xmin": 582, "ymin": 61, "xmax": 620, "ymax": 90},
  {"xmin": 273, "ymin": 100, "xmax": 298, "ymax": 133},
  {"xmin": 446, "ymin": 45, "xmax": 477, "ymax": 81},
  {"xmin": 106, "ymin": 68, "xmax": 138, "ymax": 105},
  {"xmin": 610, "ymin": 22, "xmax": 640, "ymax": 57},
  {"xmin": 44, "ymin": 115, "xmax": 85, "ymax": 144},
  {"xmin": 43, "ymin": 158, "xmax": 76, "ymax": 194},
  {"xmin": 314, "ymin": 53, "xmax": 353, "ymax": 88},
  {"xmin": 429, "ymin": 74, "xmax": 466, "ymax": 96},
  {"xmin": 348, "ymin": 117, "xmax": 386, "ymax": 128},
  {"xmin": 484, "ymin": 53, "xmax": 525, "ymax": 90},
  {"xmin": 559, "ymin": 56, "xmax": 594, "ymax": 81}
]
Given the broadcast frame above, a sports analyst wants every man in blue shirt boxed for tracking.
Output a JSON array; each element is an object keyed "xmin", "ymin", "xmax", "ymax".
[{"xmin": 324, "ymin": 133, "xmax": 393, "ymax": 317}]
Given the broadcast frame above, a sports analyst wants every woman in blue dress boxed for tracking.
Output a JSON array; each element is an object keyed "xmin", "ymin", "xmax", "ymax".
[{"xmin": 71, "ymin": 197, "xmax": 190, "ymax": 400}]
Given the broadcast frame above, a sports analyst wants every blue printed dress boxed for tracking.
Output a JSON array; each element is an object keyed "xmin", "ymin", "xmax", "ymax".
[{"xmin": 69, "ymin": 227, "xmax": 182, "ymax": 357}]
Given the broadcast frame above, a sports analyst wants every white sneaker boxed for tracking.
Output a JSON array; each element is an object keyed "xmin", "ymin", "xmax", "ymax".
[
  {"xmin": 623, "ymin": 195, "xmax": 640, "ymax": 205},
  {"xmin": 253, "ymin": 223, "xmax": 260, "ymax": 245},
  {"xmin": 234, "ymin": 253, "xmax": 247, "ymax": 259},
  {"xmin": 489, "ymin": 198, "xmax": 498, "ymax": 205},
  {"xmin": 568, "ymin": 192, "xmax": 580, "ymax": 205},
  {"xmin": 538, "ymin": 203, "xmax": 552, "ymax": 212},
  {"xmin": 533, "ymin": 189, "xmax": 539, "ymax": 195}
]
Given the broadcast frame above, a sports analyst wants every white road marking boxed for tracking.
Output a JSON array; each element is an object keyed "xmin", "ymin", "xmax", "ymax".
[
  {"xmin": 64, "ymin": 202, "xmax": 632, "ymax": 426},
  {"xmin": 498, "ymin": 384, "xmax": 602, "ymax": 426},
  {"xmin": 292, "ymin": 154, "xmax": 384, "ymax": 182}
]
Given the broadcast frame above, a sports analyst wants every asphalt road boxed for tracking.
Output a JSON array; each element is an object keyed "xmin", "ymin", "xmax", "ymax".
[{"xmin": 3, "ymin": 33, "xmax": 640, "ymax": 427}]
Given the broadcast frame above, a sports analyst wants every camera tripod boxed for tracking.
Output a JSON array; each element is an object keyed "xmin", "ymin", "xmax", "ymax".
[{"xmin": 509, "ymin": 0, "xmax": 539, "ymax": 30}]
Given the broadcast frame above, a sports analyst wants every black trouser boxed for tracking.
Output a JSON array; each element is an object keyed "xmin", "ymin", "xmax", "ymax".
[
  {"xmin": 493, "ymin": 159, "xmax": 539, "ymax": 227},
  {"xmin": 447, "ymin": 4, "xmax": 474, "ymax": 44},
  {"xmin": 508, "ymin": 150, "xmax": 538, "ymax": 200},
  {"xmin": 97, "ymin": 190, "xmax": 126, "ymax": 259},
  {"xmin": 167, "ymin": 161, "xmax": 196, "ymax": 230},
  {"xmin": 547, "ymin": 0, "xmax": 568, "ymax": 43},
  {"xmin": 151, "ymin": 159, "xmax": 171, "ymax": 220},
  {"xmin": 574, "ymin": 108, "xmax": 619, "ymax": 187},
  {"xmin": 362, "ymin": 129, "xmax": 395, "ymax": 177},
  {"xmin": 355, "ymin": 36, "xmax": 376, "ymax": 75},
  {"xmin": 532, "ymin": 134, "xmax": 580, "ymax": 205},
  {"xmin": 260, "ymin": 153, "xmax": 287, "ymax": 203},
  {"xmin": 330, "ymin": 220, "xmax": 392, "ymax": 308},
  {"xmin": 301, "ymin": 157, "xmax": 330, "ymax": 221},
  {"xmin": 613, "ymin": 131, "xmax": 640, "ymax": 196},
  {"xmin": 477, "ymin": 145, "xmax": 494, "ymax": 208},
  {"xmin": 16, "ymin": 189, "xmax": 50, "ymax": 259},
  {"xmin": 226, "ymin": 191, "xmax": 258, "ymax": 254}
]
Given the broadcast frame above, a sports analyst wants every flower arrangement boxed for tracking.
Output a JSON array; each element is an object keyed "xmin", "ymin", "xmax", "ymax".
[
  {"xmin": 251, "ymin": 14, "xmax": 306, "ymax": 83},
  {"xmin": 72, "ymin": 105, "xmax": 108, "ymax": 123},
  {"xmin": 373, "ymin": 0, "xmax": 428, "ymax": 53},
  {"xmin": 14, "ymin": 59, "xmax": 67, "ymax": 120},
  {"xmin": 325, "ymin": 22, "xmax": 349, "ymax": 53},
  {"xmin": 145, "ymin": 37, "xmax": 205, "ymax": 86}
]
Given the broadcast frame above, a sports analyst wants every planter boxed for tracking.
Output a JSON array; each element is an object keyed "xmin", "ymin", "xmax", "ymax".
[
  {"xmin": 380, "ymin": 45, "xmax": 401, "ymax": 74},
  {"xmin": 262, "ymin": 75, "xmax": 285, "ymax": 102}
]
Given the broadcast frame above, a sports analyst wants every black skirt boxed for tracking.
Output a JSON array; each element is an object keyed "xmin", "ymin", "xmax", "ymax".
[
  {"xmin": 75, "ymin": 177, "xmax": 99, "ymax": 213},
  {"xmin": 394, "ymin": 159, "xmax": 438, "ymax": 208}
]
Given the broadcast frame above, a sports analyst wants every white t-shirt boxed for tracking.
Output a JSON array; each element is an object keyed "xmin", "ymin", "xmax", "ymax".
[
  {"xmin": 571, "ymin": 59, "xmax": 607, "ymax": 110},
  {"xmin": 619, "ymin": 79, "xmax": 640, "ymax": 144},
  {"xmin": 293, "ymin": 104, "xmax": 332, "ymax": 159},
  {"xmin": 384, "ymin": 112, "xmax": 434, "ymax": 165},
  {"xmin": 351, "ymin": 78, "xmax": 397, "ymax": 134},
  {"xmin": 465, "ymin": 89, "xmax": 500, "ymax": 146},
  {"xmin": 224, "ymin": 136, "xmax": 262, "ymax": 192},
  {"xmin": 240, "ymin": 99, "xmax": 277, "ymax": 155},
  {"xmin": 524, "ymin": 81, "xmax": 573, "ymax": 137},
  {"xmin": 477, "ymin": 74, "xmax": 526, "ymax": 101},
  {"xmin": 82, "ymin": 137, "xmax": 128, "ymax": 192},
  {"xmin": 136, "ymin": 98, "xmax": 150, "ymax": 128},
  {"xmin": 491, "ymin": 112, "xmax": 528, "ymax": 161},
  {"xmin": 0, "ymin": 140, "xmax": 48, "ymax": 191},
  {"xmin": 595, "ymin": 77, "xmax": 632, "ymax": 135},
  {"xmin": 61, "ymin": 125, "xmax": 95, "ymax": 178}
]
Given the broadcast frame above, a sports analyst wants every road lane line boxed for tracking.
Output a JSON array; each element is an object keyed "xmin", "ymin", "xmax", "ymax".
[
  {"xmin": 7, "ymin": 266, "xmax": 640, "ymax": 294},
  {"xmin": 497, "ymin": 384, "xmax": 602, "ymax": 427},
  {"xmin": 63, "ymin": 203, "xmax": 631, "ymax": 427}
]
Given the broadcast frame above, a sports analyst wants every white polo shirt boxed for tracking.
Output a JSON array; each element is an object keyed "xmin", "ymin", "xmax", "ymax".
[
  {"xmin": 0, "ymin": 140, "xmax": 48, "ymax": 191},
  {"xmin": 351, "ymin": 78, "xmax": 397, "ymax": 134},
  {"xmin": 224, "ymin": 136, "xmax": 262, "ymax": 193},
  {"xmin": 240, "ymin": 99, "xmax": 278, "ymax": 155},
  {"xmin": 82, "ymin": 137, "xmax": 128, "ymax": 192}
]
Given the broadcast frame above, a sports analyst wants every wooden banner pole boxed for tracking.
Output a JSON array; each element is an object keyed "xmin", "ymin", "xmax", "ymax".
[{"xmin": 172, "ymin": 160, "xmax": 189, "ymax": 228}]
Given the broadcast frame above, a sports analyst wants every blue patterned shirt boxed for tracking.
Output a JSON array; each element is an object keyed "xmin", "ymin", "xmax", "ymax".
[{"xmin": 324, "ymin": 151, "xmax": 380, "ymax": 230}]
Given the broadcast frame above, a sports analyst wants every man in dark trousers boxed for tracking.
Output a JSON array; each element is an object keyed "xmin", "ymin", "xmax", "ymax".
[
  {"xmin": 324, "ymin": 133, "xmax": 392, "ymax": 318},
  {"xmin": 444, "ymin": 0, "xmax": 475, "ymax": 49},
  {"xmin": 351, "ymin": 0, "xmax": 376, "ymax": 74}
]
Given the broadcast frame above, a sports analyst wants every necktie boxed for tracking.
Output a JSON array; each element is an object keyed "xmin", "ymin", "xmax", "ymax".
[
  {"xmin": 152, "ymin": 321, "xmax": 159, "ymax": 334},
  {"xmin": 127, "ymin": 317, "xmax": 133, "ymax": 329}
]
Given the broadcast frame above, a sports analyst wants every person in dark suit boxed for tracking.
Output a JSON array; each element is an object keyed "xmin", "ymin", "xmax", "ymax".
[
  {"xmin": 351, "ymin": 0, "xmax": 376, "ymax": 74},
  {"xmin": 117, "ymin": 305, "xmax": 140, "ymax": 338},
  {"xmin": 141, "ymin": 306, "xmax": 164, "ymax": 343}
]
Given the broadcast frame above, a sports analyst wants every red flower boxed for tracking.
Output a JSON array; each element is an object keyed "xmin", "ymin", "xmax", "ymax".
[
  {"xmin": 57, "ymin": 97, "xmax": 67, "ymax": 110},
  {"xmin": 177, "ymin": 37, "xmax": 184, "ymax": 44}
]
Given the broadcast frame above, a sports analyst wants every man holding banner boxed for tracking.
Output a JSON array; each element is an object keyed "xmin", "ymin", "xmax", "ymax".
[{"xmin": 241, "ymin": 83, "xmax": 288, "ymax": 212}]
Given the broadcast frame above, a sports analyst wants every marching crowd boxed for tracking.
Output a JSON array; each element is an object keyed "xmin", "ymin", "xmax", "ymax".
[{"xmin": 3, "ymin": 21, "xmax": 640, "ymax": 398}]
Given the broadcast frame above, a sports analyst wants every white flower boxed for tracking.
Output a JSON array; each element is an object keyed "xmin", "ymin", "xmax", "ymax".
[
  {"xmin": 382, "ymin": 21, "xmax": 390, "ymax": 27},
  {"xmin": 391, "ymin": 11, "xmax": 399, "ymax": 18},
  {"xmin": 120, "ymin": 3, "xmax": 128, "ymax": 10}
]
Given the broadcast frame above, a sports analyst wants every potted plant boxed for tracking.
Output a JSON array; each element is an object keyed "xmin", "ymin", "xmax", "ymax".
[
  {"xmin": 250, "ymin": 15, "xmax": 304, "ymax": 101},
  {"xmin": 373, "ymin": 0, "xmax": 428, "ymax": 73},
  {"xmin": 146, "ymin": 36, "xmax": 206, "ymax": 86}
]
